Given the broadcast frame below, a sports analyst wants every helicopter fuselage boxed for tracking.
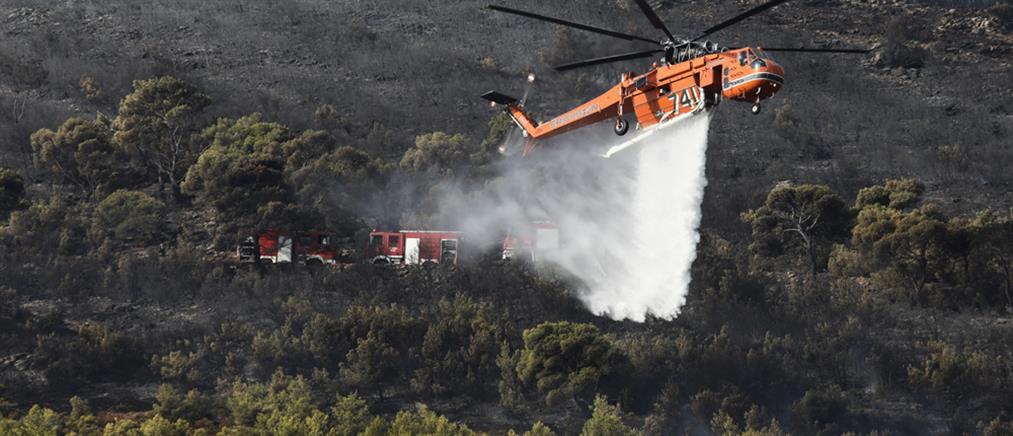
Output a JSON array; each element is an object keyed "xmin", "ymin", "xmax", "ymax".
[{"xmin": 492, "ymin": 47, "xmax": 784, "ymax": 153}]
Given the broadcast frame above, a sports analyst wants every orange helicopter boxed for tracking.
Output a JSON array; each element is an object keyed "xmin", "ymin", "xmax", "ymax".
[{"xmin": 481, "ymin": 0, "xmax": 869, "ymax": 157}]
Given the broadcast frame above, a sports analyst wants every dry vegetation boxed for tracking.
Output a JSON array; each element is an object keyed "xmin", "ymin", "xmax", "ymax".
[{"xmin": 1, "ymin": 0, "xmax": 1012, "ymax": 434}]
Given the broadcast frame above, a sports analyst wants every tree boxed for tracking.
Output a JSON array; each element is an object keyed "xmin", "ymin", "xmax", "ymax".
[
  {"xmin": 742, "ymin": 184, "xmax": 853, "ymax": 275},
  {"xmin": 400, "ymin": 132, "xmax": 473, "ymax": 175},
  {"xmin": 113, "ymin": 76, "xmax": 210, "ymax": 195},
  {"xmin": 854, "ymin": 178, "xmax": 923, "ymax": 210},
  {"xmin": 509, "ymin": 422, "xmax": 557, "ymax": 436},
  {"xmin": 182, "ymin": 114, "xmax": 306, "ymax": 245},
  {"xmin": 30, "ymin": 117, "xmax": 123, "ymax": 197},
  {"xmin": 852, "ymin": 205, "xmax": 949, "ymax": 301},
  {"xmin": 219, "ymin": 372, "xmax": 329, "ymax": 434},
  {"xmin": 7, "ymin": 194, "xmax": 90, "ymax": 255},
  {"xmin": 282, "ymin": 129, "xmax": 337, "ymax": 175},
  {"xmin": 0, "ymin": 168, "xmax": 28, "ymax": 218},
  {"xmin": 340, "ymin": 331, "xmax": 400, "ymax": 401},
  {"xmin": 388, "ymin": 405, "xmax": 476, "ymax": 436},
  {"xmin": 412, "ymin": 295, "xmax": 505, "ymax": 398},
  {"xmin": 66, "ymin": 396, "xmax": 99, "ymax": 436},
  {"xmin": 138, "ymin": 414, "xmax": 194, "ymax": 436},
  {"xmin": 290, "ymin": 145, "xmax": 386, "ymax": 235},
  {"xmin": 515, "ymin": 322, "xmax": 631, "ymax": 407},
  {"xmin": 330, "ymin": 393, "xmax": 372, "ymax": 436},
  {"xmin": 580, "ymin": 396, "xmax": 640, "ymax": 436},
  {"xmin": 92, "ymin": 190, "xmax": 167, "ymax": 246}
]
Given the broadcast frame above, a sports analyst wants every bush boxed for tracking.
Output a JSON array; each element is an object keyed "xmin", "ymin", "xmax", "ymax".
[
  {"xmin": 92, "ymin": 190, "xmax": 167, "ymax": 246},
  {"xmin": 854, "ymin": 179, "xmax": 923, "ymax": 210},
  {"xmin": 907, "ymin": 340, "xmax": 1000, "ymax": 396},
  {"xmin": 219, "ymin": 371, "xmax": 329, "ymax": 433},
  {"xmin": 30, "ymin": 116, "xmax": 126, "ymax": 197},
  {"xmin": 153, "ymin": 384, "xmax": 213, "ymax": 423},
  {"xmin": 6, "ymin": 194, "xmax": 91, "ymax": 255},
  {"xmin": 400, "ymin": 132, "xmax": 473, "ymax": 175},
  {"xmin": 388, "ymin": 405, "xmax": 476, "ymax": 436},
  {"xmin": 580, "ymin": 396, "xmax": 640, "ymax": 436},
  {"xmin": 515, "ymin": 321, "xmax": 631, "ymax": 407},
  {"xmin": 411, "ymin": 295, "xmax": 505, "ymax": 398}
]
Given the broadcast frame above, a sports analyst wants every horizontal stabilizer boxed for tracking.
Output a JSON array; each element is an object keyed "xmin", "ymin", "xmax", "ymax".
[{"xmin": 481, "ymin": 91, "xmax": 519, "ymax": 105}]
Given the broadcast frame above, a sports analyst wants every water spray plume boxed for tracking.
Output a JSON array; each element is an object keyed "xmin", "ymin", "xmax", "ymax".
[
  {"xmin": 546, "ymin": 114, "xmax": 712, "ymax": 321},
  {"xmin": 441, "ymin": 113, "xmax": 712, "ymax": 322}
]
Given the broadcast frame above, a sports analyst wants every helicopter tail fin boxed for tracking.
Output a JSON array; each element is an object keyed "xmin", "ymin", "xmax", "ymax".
[{"xmin": 482, "ymin": 91, "xmax": 540, "ymax": 138}]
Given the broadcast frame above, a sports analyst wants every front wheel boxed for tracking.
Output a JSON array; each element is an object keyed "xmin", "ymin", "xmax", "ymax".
[
  {"xmin": 751, "ymin": 104, "xmax": 762, "ymax": 115},
  {"xmin": 614, "ymin": 118, "xmax": 629, "ymax": 136}
]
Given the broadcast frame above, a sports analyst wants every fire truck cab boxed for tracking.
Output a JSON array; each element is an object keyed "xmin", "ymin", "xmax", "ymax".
[{"xmin": 367, "ymin": 230, "xmax": 461, "ymax": 265}]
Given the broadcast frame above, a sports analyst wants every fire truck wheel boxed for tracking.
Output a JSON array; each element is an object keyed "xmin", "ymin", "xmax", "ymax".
[{"xmin": 614, "ymin": 118, "xmax": 629, "ymax": 136}]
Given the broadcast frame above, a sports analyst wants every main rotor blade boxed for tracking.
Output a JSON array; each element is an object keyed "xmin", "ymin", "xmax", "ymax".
[
  {"xmin": 553, "ymin": 49, "xmax": 664, "ymax": 71},
  {"xmin": 631, "ymin": 0, "xmax": 676, "ymax": 41},
  {"xmin": 488, "ymin": 5, "xmax": 658, "ymax": 44},
  {"xmin": 758, "ymin": 47, "xmax": 871, "ymax": 53},
  {"xmin": 692, "ymin": 0, "xmax": 792, "ymax": 41}
]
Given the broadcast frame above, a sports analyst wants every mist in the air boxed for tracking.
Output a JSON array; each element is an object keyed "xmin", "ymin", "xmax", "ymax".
[{"xmin": 436, "ymin": 113, "xmax": 713, "ymax": 322}]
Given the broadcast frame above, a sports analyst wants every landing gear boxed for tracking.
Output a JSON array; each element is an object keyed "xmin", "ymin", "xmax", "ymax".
[
  {"xmin": 751, "ymin": 104, "xmax": 762, "ymax": 115},
  {"xmin": 614, "ymin": 117, "xmax": 629, "ymax": 136}
]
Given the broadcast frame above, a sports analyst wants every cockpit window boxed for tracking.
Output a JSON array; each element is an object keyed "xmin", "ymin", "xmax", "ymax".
[
  {"xmin": 756, "ymin": 48, "xmax": 775, "ymax": 62},
  {"xmin": 747, "ymin": 49, "xmax": 760, "ymax": 62}
]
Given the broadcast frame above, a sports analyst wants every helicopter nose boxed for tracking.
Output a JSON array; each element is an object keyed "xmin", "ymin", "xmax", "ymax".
[{"xmin": 762, "ymin": 61, "xmax": 785, "ymax": 95}]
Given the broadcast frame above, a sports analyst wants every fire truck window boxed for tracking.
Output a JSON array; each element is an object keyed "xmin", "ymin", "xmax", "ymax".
[
  {"xmin": 370, "ymin": 235, "xmax": 382, "ymax": 247},
  {"xmin": 388, "ymin": 235, "xmax": 401, "ymax": 246},
  {"xmin": 300, "ymin": 236, "xmax": 311, "ymax": 245},
  {"xmin": 738, "ymin": 52, "xmax": 747, "ymax": 66},
  {"xmin": 320, "ymin": 236, "xmax": 330, "ymax": 245}
]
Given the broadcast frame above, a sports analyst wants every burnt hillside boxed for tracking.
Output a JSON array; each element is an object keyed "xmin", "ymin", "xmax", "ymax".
[
  {"xmin": 0, "ymin": 0, "xmax": 1010, "ymax": 214},
  {"xmin": 1, "ymin": 0, "xmax": 1013, "ymax": 435}
]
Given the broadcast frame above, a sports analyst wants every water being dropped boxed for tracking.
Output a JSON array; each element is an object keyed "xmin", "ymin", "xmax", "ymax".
[
  {"xmin": 547, "ymin": 114, "xmax": 713, "ymax": 322},
  {"xmin": 437, "ymin": 113, "xmax": 713, "ymax": 322}
]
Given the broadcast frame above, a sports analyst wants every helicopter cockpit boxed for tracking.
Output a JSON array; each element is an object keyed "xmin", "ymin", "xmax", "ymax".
[{"xmin": 738, "ymin": 48, "xmax": 775, "ymax": 69}]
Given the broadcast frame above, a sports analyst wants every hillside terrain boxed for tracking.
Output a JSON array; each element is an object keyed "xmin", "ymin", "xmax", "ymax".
[{"xmin": 1, "ymin": 0, "xmax": 1013, "ymax": 435}]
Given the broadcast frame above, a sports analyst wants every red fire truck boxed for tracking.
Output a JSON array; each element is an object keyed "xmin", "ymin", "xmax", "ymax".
[
  {"xmin": 239, "ymin": 230, "xmax": 341, "ymax": 265},
  {"xmin": 366, "ymin": 230, "xmax": 461, "ymax": 265},
  {"xmin": 502, "ymin": 221, "xmax": 559, "ymax": 263}
]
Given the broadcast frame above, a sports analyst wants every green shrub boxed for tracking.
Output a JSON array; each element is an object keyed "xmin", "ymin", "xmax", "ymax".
[
  {"xmin": 580, "ymin": 396, "xmax": 640, "ymax": 436},
  {"xmin": 93, "ymin": 190, "xmax": 167, "ymax": 246},
  {"xmin": 388, "ymin": 405, "xmax": 476, "ymax": 436},
  {"xmin": 515, "ymin": 322, "xmax": 631, "ymax": 407}
]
